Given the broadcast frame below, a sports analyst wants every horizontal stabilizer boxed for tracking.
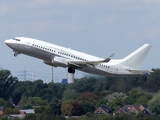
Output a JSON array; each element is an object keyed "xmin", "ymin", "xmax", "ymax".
[{"xmin": 129, "ymin": 69, "xmax": 153, "ymax": 74}]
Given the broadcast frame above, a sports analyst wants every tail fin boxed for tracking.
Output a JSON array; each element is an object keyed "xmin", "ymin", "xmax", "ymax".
[{"xmin": 121, "ymin": 44, "xmax": 152, "ymax": 69}]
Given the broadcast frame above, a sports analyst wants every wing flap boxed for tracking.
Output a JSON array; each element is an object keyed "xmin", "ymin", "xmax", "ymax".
[{"xmin": 69, "ymin": 53, "xmax": 115, "ymax": 67}]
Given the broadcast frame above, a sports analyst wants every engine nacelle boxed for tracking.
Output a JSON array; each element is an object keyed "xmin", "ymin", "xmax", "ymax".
[
  {"xmin": 44, "ymin": 56, "xmax": 69, "ymax": 68},
  {"xmin": 53, "ymin": 56, "xmax": 69, "ymax": 65},
  {"xmin": 43, "ymin": 61, "xmax": 58, "ymax": 67}
]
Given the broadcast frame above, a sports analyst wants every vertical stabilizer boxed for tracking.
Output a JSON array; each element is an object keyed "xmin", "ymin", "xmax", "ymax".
[{"xmin": 121, "ymin": 44, "xmax": 152, "ymax": 69}]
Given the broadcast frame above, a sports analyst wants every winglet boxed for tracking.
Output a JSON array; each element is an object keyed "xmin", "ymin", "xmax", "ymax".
[{"xmin": 103, "ymin": 53, "xmax": 115, "ymax": 62}]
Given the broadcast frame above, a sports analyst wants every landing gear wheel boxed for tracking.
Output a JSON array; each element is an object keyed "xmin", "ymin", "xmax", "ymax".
[
  {"xmin": 14, "ymin": 53, "xmax": 18, "ymax": 57},
  {"xmin": 68, "ymin": 67, "xmax": 75, "ymax": 74}
]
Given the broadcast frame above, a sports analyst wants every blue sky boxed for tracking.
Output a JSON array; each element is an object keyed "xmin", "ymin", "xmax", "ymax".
[{"xmin": 1, "ymin": 0, "xmax": 160, "ymax": 83}]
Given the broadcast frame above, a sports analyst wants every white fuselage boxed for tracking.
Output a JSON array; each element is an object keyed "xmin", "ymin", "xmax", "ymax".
[{"xmin": 5, "ymin": 37, "xmax": 151, "ymax": 77}]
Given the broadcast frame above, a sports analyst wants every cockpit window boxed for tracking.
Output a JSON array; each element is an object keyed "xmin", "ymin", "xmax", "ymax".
[{"xmin": 13, "ymin": 38, "xmax": 20, "ymax": 41}]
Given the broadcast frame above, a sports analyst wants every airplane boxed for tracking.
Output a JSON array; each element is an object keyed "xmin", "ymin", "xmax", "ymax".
[{"xmin": 5, "ymin": 37, "xmax": 152, "ymax": 77}]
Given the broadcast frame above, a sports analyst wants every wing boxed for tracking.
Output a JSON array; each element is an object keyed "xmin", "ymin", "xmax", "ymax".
[{"xmin": 68, "ymin": 53, "xmax": 115, "ymax": 68}]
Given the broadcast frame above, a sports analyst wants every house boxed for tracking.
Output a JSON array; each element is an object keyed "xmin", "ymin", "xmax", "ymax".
[
  {"xmin": 7, "ymin": 109, "xmax": 35, "ymax": 119},
  {"xmin": 114, "ymin": 104, "xmax": 155, "ymax": 116},
  {"xmin": 19, "ymin": 109, "xmax": 35, "ymax": 114},
  {"xmin": 139, "ymin": 104, "xmax": 148, "ymax": 111},
  {"xmin": 94, "ymin": 105, "xmax": 112, "ymax": 114},
  {"xmin": 139, "ymin": 104, "xmax": 156, "ymax": 116},
  {"xmin": 114, "ymin": 105, "xmax": 133, "ymax": 115},
  {"xmin": 8, "ymin": 114, "xmax": 26, "ymax": 119},
  {"xmin": 129, "ymin": 105, "xmax": 141, "ymax": 114}
]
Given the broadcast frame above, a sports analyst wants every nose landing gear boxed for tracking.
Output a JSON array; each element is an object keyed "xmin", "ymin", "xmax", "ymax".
[{"xmin": 14, "ymin": 52, "xmax": 19, "ymax": 57}]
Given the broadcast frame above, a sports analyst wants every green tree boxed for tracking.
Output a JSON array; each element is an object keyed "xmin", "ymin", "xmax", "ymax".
[
  {"xmin": 33, "ymin": 80, "xmax": 45, "ymax": 96},
  {"xmin": 76, "ymin": 92, "xmax": 97, "ymax": 103},
  {"xmin": 61, "ymin": 101, "xmax": 83, "ymax": 116},
  {"xmin": 4, "ymin": 101, "xmax": 14, "ymax": 109},
  {"xmin": 39, "ymin": 88, "xmax": 53, "ymax": 102},
  {"xmin": 35, "ymin": 106, "xmax": 46, "ymax": 114},
  {"xmin": 69, "ymin": 77, "xmax": 97, "ymax": 93},
  {"xmin": 21, "ymin": 103, "xmax": 33, "ymax": 109},
  {"xmin": 122, "ymin": 90, "xmax": 142, "ymax": 105},
  {"xmin": 46, "ymin": 98, "xmax": 61, "ymax": 116},
  {"xmin": 48, "ymin": 82, "xmax": 58, "ymax": 96},
  {"xmin": 145, "ymin": 68, "xmax": 160, "ymax": 92},
  {"xmin": 56, "ymin": 84, "xmax": 66, "ymax": 99},
  {"xmin": 28, "ymin": 97, "xmax": 47, "ymax": 106},
  {"xmin": 23, "ymin": 114, "xmax": 36, "ymax": 120},
  {"xmin": 147, "ymin": 68, "xmax": 160, "ymax": 84},
  {"xmin": 106, "ymin": 97, "xmax": 123, "ymax": 111},
  {"xmin": 80, "ymin": 102, "xmax": 95, "ymax": 114},
  {"xmin": 96, "ymin": 114, "xmax": 113, "ymax": 120},
  {"xmin": 71, "ymin": 102, "xmax": 83, "ymax": 116},
  {"xmin": 15, "ymin": 81, "xmax": 34, "ymax": 98},
  {"xmin": 76, "ymin": 92, "xmax": 98, "ymax": 114},
  {"xmin": 0, "ymin": 98, "xmax": 6, "ymax": 106},
  {"xmin": 148, "ymin": 93, "xmax": 160, "ymax": 114},
  {"xmin": 3, "ymin": 108, "xmax": 19, "ymax": 115},
  {"xmin": 135, "ymin": 95, "xmax": 151, "ymax": 105},
  {"xmin": 62, "ymin": 89, "xmax": 79, "ymax": 101},
  {"xmin": 19, "ymin": 96, "xmax": 28, "ymax": 106},
  {"xmin": 12, "ymin": 91, "xmax": 23, "ymax": 105},
  {"xmin": 61, "ymin": 102, "xmax": 74, "ymax": 116},
  {"xmin": 0, "ymin": 70, "xmax": 18, "ymax": 100},
  {"xmin": 12, "ymin": 81, "xmax": 29, "ymax": 105},
  {"xmin": 1, "ymin": 116, "xmax": 8, "ymax": 120}
]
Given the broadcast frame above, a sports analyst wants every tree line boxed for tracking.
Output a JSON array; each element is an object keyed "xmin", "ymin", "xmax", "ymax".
[{"xmin": 0, "ymin": 69, "xmax": 160, "ymax": 120}]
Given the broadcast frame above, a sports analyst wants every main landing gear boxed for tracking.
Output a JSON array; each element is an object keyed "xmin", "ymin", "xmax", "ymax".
[
  {"xmin": 68, "ymin": 67, "xmax": 75, "ymax": 74},
  {"xmin": 68, "ymin": 67, "xmax": 75, "ymax": 84}
]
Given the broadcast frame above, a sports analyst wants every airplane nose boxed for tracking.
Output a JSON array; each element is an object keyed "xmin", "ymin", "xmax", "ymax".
[
  {"xmin": 4, "ymin": 39, "xmax": 10, "ymax": 44},
  {"xmin": 4, "ymin": 39, "xmax": 14, "ymax": 47}
]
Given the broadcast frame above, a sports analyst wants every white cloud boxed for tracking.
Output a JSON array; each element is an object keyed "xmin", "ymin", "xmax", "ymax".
[
  {"xmin": 93, "ymin": 14, "xmax": 117, "ymax": 26},
  {"xmin": 37, "ymin": 0, "xmax": 160, "ymax": 7},
  {"xmin": 33, "ymin": 0, "xmax": 95, "ymax": 6},
  {"xmin": 125, "ymin": 26, "xmax": 160, "ymax": 41},
  {"xmin": 30, "ymin": 20, "xmax": 53, "ymax": 33},
  {"xmin": 52, "ymin": 21, "xmax": 85, "ymax": 33},
  {"xmin": 0, "ymin": 20, "xmax": 53, "ymax": 37},
  {"xmin": 0, "ymin": 3, "xmax": 16, "ymax": 15}
]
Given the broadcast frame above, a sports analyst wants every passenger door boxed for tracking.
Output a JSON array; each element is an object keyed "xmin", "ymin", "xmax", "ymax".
[{"xmin": 25, "ymin": 41, "xmax": 30, "ymax": 49}]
